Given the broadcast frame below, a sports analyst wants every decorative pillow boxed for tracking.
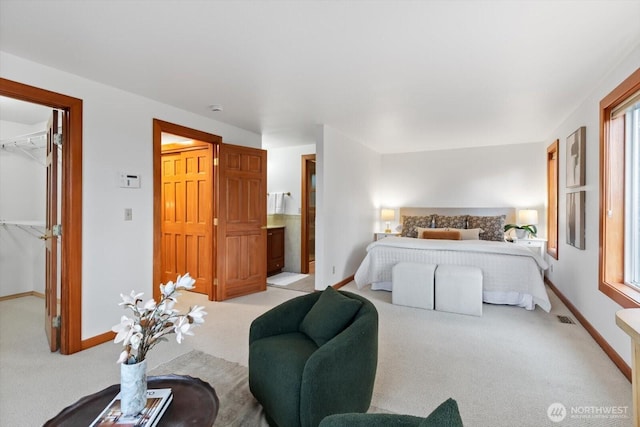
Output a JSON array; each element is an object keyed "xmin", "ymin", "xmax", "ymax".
[
  {"xmin": 421, "ymin": 229, "xmax": 462, "ymax": 240},
  {"xmin": 420, "ymin": 398, "xmax": 464, "ymax": 427},
  {"xmin": 434, "ymin": 215, "xmax": 468, "ymax": 229},
  {"xmin": 467, "ymin": 215, "xmax": 506, "ymax": 241},
  {"xmin": 416, "ymin": 227, "xmax": 447, "ymax": 238},
  {"xmin": 401, "ymin": 215, "xmax": 434, "ymax": 238},
  {"xmin": 299, "ymin": 286, "xmax": 362, "ymax": 347},
  {"xmin": 447, "ymin": 228, "xmax": 483, "ymax": 240}
]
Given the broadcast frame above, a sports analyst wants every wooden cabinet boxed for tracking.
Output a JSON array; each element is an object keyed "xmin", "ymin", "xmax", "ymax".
[{"xmin": 267, "ymin": 226, "xmax": 285, "ymax": 276}]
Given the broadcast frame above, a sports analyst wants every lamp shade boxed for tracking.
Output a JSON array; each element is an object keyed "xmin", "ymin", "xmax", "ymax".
[
  {"xmin": 381, "ymin": 209, "xmax": 395, "ymax": 221},
  {"xmin": 518, "ymin": 209, "xmax": 538, "ymax": 225}
]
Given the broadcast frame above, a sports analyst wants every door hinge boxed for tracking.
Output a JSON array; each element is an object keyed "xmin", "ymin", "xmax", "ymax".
[
  {"xmin": 52, "ymin": 315, "xmax": 61, "ymax": 328},
  {"xmin": 214, "ymin": 278, "xmax": 218, "ymax": 286},
  {"xmin": 53, "ymin": 224, "xmax": 62, "ymax": 236},
  {"xmin": 53, "ymin": 133, "xmax": 63, "ymax": 147},
  {"xmin": 213, "ymin": 218, "xmax": 218, "ymax": 226},
  {"xmin": 214, "ymin": 157, "xmax": 219, "ymax": 166}
]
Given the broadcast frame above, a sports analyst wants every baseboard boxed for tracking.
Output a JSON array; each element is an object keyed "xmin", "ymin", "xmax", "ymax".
[
  {"xmin": 81, "ymin": 330, "xmax": 115, "ymax": 350},
  {"xmin": 545, "ymin": 277, "xmax": 631, "ymax": 381},
  {"xmin": 0, "ymin": 291, "xmax": 45, "ymax": 301},
  {"xmin": 332, "ymin": 275, "xmax": 355, "ymax": 290}
]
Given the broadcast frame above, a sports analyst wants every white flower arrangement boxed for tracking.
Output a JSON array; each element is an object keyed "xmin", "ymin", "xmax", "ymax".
[{"xmin": 112, "ymin": 273, "xmax": 207, "ymax": 364}]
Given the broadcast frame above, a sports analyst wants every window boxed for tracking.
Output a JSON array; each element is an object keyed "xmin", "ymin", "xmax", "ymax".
[
  {"xmin": 547, "ymin": 140, "xmax": 559, "ymax": 259},
  {"xmin": 600, "ymin": 68, "xmax": 640, "ymax": 308},
  {"xmin": 623, "ymin": 95, "xmax": 640, "ymax": 288}
]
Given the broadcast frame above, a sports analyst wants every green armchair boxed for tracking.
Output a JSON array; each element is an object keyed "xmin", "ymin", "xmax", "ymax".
[
  {"xmin": 318, "ymin": 398, "xmax": 464, "ymax": 427},
  {"xmin": 249, "ymin": 287, "xmax": 379, "ymax": 427}
]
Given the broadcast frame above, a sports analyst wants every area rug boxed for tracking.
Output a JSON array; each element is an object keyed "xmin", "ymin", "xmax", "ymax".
[
  {"xmin": 149, "ymin": 350, "xmax": 389, "ymax": 426},
  {"xmin": 149, "ymin": 350, "xmax": 269, "ymax": 426},
  {"xmin": 266, "ymin": 272, "xmax": 308, "ymax": 286}
]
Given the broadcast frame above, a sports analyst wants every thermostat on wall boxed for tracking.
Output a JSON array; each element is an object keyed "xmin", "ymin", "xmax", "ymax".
[{"xmin": 119, "ymin": 172, "xmax": 141, "ymax": 188}]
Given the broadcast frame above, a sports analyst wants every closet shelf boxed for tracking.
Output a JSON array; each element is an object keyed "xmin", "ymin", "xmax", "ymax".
[
  {"xmin": 0, "ymin": 220, "xmax": 46, "ymax": 239},
  {"xmin": 0, "ymin": 130, "xmax": 47, "ymax": 149}
]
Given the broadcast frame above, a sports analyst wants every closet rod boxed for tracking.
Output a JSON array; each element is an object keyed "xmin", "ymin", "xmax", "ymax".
[
  {"xmin": 267, "ymin": 192, "xmax": 291, "ymax": 196},
  {"xmin": 0, "ymin": 130, "xmax": 47, "ymax": 149},
  {"xmin": 0, "ymin": 220, "xmax": 46, "ymax": 239}
]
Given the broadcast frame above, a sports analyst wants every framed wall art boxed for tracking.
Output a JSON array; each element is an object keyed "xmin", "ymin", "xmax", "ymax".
[
  {"xmin": 566, "ymin": 126, "xmax": 586, "ymax": 188},
  {"xmin": 566, "ymin": 191, "xmax": 585, "ymax": 249}
]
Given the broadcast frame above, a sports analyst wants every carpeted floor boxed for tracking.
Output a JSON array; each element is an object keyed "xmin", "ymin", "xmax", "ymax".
[{"xmin": 0, "ymin": 282, "xmax": 633, "ymax": 426}]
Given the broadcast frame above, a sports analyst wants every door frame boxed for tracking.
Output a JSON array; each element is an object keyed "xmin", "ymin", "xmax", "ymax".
[
  {"xmin": 0, "ymin": 78, "xmax": 83, "ymax": 355},
  {"xmin": 300, "ymin": 154, "xmax": 316, "ymax": 274},
  {"xmin": 152, "ymin": 119, "xmax": 221, "ymax": 301}
]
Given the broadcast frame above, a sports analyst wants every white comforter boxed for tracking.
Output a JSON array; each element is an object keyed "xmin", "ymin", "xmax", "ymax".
[{"xmin": 354, "ymin": 237, "xmax": 551, "ymax": 311}]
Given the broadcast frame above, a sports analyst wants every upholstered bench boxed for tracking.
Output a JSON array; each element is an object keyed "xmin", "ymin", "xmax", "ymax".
[
  {"xmin": 392, "ymin": 262, "xmax": 436, "ymax": 310},
  {"xmin": 434, "ymin": 264, "xmax": 483, "ymax": 316}
]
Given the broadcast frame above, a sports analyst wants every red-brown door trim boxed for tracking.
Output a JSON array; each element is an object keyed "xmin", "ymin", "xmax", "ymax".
[{"xmin": 0, "ymin": 77, "xmax": 83, "ymax": 355}]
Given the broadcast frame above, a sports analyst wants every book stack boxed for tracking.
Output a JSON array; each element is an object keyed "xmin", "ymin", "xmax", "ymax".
[{"xmin": 90, "ymin": 388, "xmax": 173, "ymax": 427}]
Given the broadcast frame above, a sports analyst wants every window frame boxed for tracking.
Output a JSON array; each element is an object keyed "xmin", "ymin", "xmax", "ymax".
[{"xmin": 599, "ymin": 68, "xmax": 640, "ymax": 308}]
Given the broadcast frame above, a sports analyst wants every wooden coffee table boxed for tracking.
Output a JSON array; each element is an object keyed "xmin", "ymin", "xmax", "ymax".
[{"xmin": 44, "ymin": 374, "xmax": 219, "ymax": 426}]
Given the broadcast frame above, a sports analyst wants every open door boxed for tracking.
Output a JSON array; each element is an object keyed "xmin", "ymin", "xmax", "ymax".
[
  {"xmin": 44, "ymin": 110, "xmax": 59, "ymax": 352},
  {"xmin": 160, "ymin": 143, "xmax": 214, "ymax": 294},
  {"xmin": 301, "ymin": 154, "xmax": 316, "ymax": 274},
  {"xmin": 216, "ymin": 143, "xmax": 267, "ymax": 300}
]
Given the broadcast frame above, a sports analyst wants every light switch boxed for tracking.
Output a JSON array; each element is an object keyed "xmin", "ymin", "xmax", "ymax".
[{"xmin": 124, "ymin": 208, "xmax": 133, "ymax": 221}]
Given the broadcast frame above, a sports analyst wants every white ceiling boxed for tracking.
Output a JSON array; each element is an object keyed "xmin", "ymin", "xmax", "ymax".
[{"xmin": 1, "ymin": 1, "xmax": 639, "ymax": 153}]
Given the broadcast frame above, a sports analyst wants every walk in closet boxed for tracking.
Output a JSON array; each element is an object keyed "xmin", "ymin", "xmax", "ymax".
[{"xmin": 0, "ymin": 96, "xmax": 56, "ymax": 300}]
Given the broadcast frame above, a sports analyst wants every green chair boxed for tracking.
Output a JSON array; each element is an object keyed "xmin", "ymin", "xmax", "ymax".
[
  {"xmin": 318, "ymin": 398, "xmax": 464, "ymax": 427},
  {"xmin": 249, "ymin": 287, "xmax": 379, "ymax": 427}
]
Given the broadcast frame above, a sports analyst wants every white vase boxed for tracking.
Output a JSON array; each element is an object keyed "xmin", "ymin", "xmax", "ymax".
[
  {"xmin": 120, "ymin": 360, "xmax": 147, "ymax": 416},
  {"xmin": 515, "ymin": 229, "xmax": 527, "ymax": 239}
]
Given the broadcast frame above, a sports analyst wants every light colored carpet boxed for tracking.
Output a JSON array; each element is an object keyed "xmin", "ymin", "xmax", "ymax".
[
  {"xmin": 344, "ymin": 282, "xmax": 633, "ymax": 426},
  {"xmin": 0, "ymin": 282, "xmax": 633, "ymax": 426}
]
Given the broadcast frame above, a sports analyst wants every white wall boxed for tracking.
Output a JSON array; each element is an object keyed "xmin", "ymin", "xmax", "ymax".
[
  {"xmin": 0, "ymin": 120, "xmax": 47, "ymax": 296},
  {"xmin": 266, "ymin": 144, "xmax": 316, "ymax": 273},
  {"xmin": 1, "ymin": 51, "xmax": 262, "ymax": 339},
  {"xmin": 266, "ymin": 144, "xmax": 315, "ymax": 216},
  {"xmin": 544, "ymin": 44, "xmax": 640, "ymax": 367},
  {"xmin": 316, "ymin": 125, "xmax": 381, "ymax": 290},
  {"xmin": 378, "ymin": 142, "xmax": 547, "ymax": 234}
]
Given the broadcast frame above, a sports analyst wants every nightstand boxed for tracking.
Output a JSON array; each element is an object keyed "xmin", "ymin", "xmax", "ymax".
[
  {"xmin": 374, "ymin": 232, "xmax": 400, "ymax": 241},
  {"xmin": 514, "ymin": 237, "xmax": 547, "ymax": 258}
]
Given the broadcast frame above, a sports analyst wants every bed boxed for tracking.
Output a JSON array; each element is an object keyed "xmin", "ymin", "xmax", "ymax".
[{"xmin": 354, "ymin": 207, "xmax": 551, "ymax": 311}]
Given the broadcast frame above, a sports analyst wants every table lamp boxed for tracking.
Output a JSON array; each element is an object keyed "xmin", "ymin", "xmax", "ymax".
[
  {"xmin": 381, "ymin": 209, "xmax": 395, "ymax": 233},
  {"xmin": 518, "ymin": 209, "xmax": 538, "ymax": 238}
]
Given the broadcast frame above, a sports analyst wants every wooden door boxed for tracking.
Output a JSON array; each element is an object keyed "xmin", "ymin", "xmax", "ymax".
[
  {"xmin": 216, "ymin": 143, "xmax": 267, "ymax": 300},
  {"xmin": 45, "ymin": 110, "xmax": 59, "ymax": 352},
  {"xmin": 161, "ymin": 145, "xmax": 213, "ymax": 294},
  {"xmin": 301, "ymin": 154, "xmax": 316, "ymax": 274}
]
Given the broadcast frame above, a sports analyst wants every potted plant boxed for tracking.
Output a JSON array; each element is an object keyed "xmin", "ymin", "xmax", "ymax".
[
  {"xmin": 504, "ymin": 223, "xmax": 537, "ymax": 239},
  {"xmin": 112, "ymin": 273, "xmax": 206, "ymax": 415}
]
